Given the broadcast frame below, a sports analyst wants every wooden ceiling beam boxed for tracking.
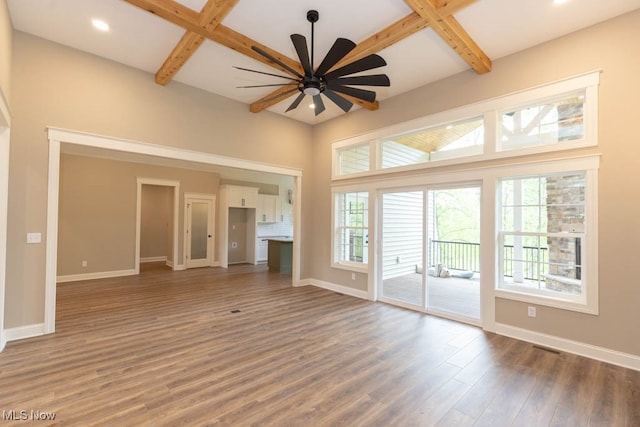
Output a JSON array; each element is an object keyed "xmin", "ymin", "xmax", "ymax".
[
  {"xmin": 435, "ymin": 0, "xmax": 479, "ymax": 17},
  {"xmin": 126, "ymin": 0, "xmax": 488, "ymax": 116},
  {"xmin": 404, "ymin": 0, "xmax": 491, "ymax": 73},
  {"xmin": 155, "ymin": 0, "xmax": 239, "ymax": 85},
  {"xmin": 124, "ymin": 0, "xmax": 303, "ymax": 79}
]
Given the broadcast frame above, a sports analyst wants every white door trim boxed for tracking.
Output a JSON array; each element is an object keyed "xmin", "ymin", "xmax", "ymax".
[
  {"xmin": 136, "ymin": 178, "xmax": 180, "ymax": 273},
  {"xmin": 45, "ymin": 127, "xmax": 303, "ymax": 336},
  {"xmin": 0, "ymin": 127, "xmax": 10, "ymax": 350},
  {"xmin": 184, "ymin": 193, "xmax": 215, "ymax": 268},
  {"xmin": 1, "ymin": 87, "xmax": 11, "ymax": 349}
]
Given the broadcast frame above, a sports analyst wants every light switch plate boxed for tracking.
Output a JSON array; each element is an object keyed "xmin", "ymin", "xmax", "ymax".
[{"xmin": 26, "ymin": 232, "xmax": 42, "ymax": 244}]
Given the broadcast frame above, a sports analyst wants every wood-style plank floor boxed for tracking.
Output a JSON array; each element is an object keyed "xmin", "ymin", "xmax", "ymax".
[{"xmin": 1, "ymin": 263, "xmax": 639, "ymax": 426}]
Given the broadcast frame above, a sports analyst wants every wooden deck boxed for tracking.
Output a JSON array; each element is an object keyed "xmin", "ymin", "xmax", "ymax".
[
  {"xmin": 0, "ymin": 263, "xmax": 637, "ymax": 425},
  {"xmin": 383, "ymin": 272, "xmax": 481, "ymax": 319}
]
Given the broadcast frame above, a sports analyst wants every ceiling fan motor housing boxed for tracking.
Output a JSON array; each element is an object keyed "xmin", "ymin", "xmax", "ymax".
[{"xmin": 307, "ymin": 10, "xmax": 319, "ymax": 23}]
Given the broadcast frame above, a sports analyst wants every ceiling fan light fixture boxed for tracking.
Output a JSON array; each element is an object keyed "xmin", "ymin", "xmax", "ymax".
[{"xmin": 303, "ymin": 86, "xmax": 321, "ymax": 96}]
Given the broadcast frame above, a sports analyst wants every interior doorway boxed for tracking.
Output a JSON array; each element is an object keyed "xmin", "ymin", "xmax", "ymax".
[
  {"xmin": 378, "ymin": 184, "xmax": 481, "ymax": 323},
  {"xmin": 135, "ymin": 178, "xmax": 180, "ymax": 274},
  {"xmin": 184, "ymin": 193, "xmax": 215, "ymax": 268}
]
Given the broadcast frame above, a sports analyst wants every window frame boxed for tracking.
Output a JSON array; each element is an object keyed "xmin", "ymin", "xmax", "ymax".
[
  {"xmin": 332, "ymin": 71, "xmax": 599, "ymax": 181},
  {"xmin": 331, "ymin": 189, "xmax": 371, "ymax": 272},
  {"xmin": 494, "ymin": 160, "xmax": 599, "ymax": 314}
]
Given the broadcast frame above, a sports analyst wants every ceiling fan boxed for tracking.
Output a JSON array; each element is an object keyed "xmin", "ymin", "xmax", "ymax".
[{"xmin": 235, "ymin": 10, "xmax": 391, "ymax": 116}]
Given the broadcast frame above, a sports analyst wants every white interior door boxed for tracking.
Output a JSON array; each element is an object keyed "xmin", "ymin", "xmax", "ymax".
[{"xmin": 185, "ymin": 196, "xmax": 215, "ymax": 268}]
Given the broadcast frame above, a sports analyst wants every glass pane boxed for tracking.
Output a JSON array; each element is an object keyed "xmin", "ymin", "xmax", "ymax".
[
  {"xmin": 501, "ymin": 234, "xmax": 582, "ymax": 296},
  {"xmin": 380, "ymin": 117, "xmax": 484, "ymax": 169},
  {"xmin": 427, "ymin": 187, "xmax": 481, "ymax": 319},
  {"xmin": 190, "ymin": 202, "xmax": 208, "ymax": 260},
  {"xmin": 338, "ymin": 143, "xmax": 370, "ymax": 175},
  {"xmin": 501, "ymin": 173, "xmax": 585, "ymax": 233},
  {"xmin": 336, "ymin": 192, "xmax": 369, "ymax": 264},
  {"xmin": 501, "ymin": 91, "xmax": 585, "ymax": 150},
  {"xmin": 381, "ymin": 191, "xmax": 424, "ymax": 307}
]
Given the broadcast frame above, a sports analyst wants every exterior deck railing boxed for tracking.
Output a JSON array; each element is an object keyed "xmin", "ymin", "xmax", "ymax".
[{"xmin": 429, "ymin": 239, "xmax": 549, "ymax": 281}]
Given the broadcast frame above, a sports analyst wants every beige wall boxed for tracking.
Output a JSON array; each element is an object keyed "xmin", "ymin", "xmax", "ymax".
[
  {"xmin": 7, "ymin": 32, "xmax": 313, "ymax": 328},
  {"xmin": 228, "ymin": 208, "xmax": 248, "ymax": 264},
  {"xmin": 58, "ymin": 154, "xmax": 219, "ymax": 277},
  {"xmin": 310, "ymin": 10, "xmax": 640, "ymax": 356},
  {"xmin": 0, "ymin": 0, "xmax": 11, "ymax": 107},
  {"xmin": 140, "ymin": 185, "xmax": 173, "ymax": 261}
]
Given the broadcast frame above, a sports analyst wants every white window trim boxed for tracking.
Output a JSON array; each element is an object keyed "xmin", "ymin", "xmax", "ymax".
[
  {"xmin": 332, "ymin": 70, "xmax": 600, "ymax": 181},
  {"xmin": 331, "ymin": 187, "xmax": 371, "ymax": 273},
  {"xmin": 493, "ymin": 159, "xmax": 599, "ymax": 314}
]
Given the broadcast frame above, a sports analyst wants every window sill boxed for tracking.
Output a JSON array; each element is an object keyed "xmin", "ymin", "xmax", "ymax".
[
  {"xmin": 332, "ymin": 262, "xmax": 368, "ymax": 274},
  {"xmin": 495, "ymin": 288, "xmax": 597, "ymax": 315}
]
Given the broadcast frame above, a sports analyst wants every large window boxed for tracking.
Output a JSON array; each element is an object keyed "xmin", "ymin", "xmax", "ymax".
[
  {"xmin": 380, "ymin": 116, "xmax": 484, "ymax": 168},
  {"xmin": 499, "ymin": 90, "xmax": 585, "ymax": 151},
  {"xmin": 334, "ymin": 191, "xmax": 369, "ymax": 269},
  {"xmin": 497, "ymin": 168, "xmax": 596, "ymax": 313},
  {"xmin": 332, "ymin": 71, "xmax": 599, "ymax": 180}
]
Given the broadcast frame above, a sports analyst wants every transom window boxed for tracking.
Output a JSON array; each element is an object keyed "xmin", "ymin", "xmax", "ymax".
[
  {"xmin": 332, "ymin": 71, "xmax": 599, "ymax": 180},
  {"xmin": 380, "ymin": 116, "xmax": 484, "ymax": 168},
  {"xmin": 500, "ymin": 90, "xmax": 585, "ymax": 151}
]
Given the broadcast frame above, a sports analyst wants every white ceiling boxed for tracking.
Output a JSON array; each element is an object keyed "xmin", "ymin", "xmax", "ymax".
[{"xmin": 7, "ymin": 0, "xmax": 640, "ymax": 126}]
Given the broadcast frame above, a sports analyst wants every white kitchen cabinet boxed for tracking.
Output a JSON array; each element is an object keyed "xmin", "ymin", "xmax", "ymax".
[
  {"xmin": 258, "ymin": 194, "xmax": 281, "ymax": 223},
  {"xmin": 256, "ymin": 237, "xmax": 269, "ymax": 262},
  {"xmin": 225, "ymin": 185, "xmax": 258, "ymax": 208}
]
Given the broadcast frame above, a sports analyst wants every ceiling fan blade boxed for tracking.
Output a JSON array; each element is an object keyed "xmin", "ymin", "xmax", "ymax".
[
  {"xmin": 285, "ymin": 92, "xmax": 306, "ymax": 112},
  {"xmin": 326, "ymin": 84, "xmax": 376, "ymax": 102},
  {"xmin": 233, "ymin": 66, "xmax": 299, "ymax": 82},
  {"xmin": 291, "ymin": 34, "xmax": 313, "ymax": 76},
  {"xmin": 313, "ymin": 94, "xmax": 325, "ymax": 116},
  {"xmin": 315, "ymin": 38, "xmax": 357, "ymax": 76},
  {"xmin": 323, "ymin": 89, "xmax": 353, "ymax": 113},
  {"xmin": 261, "ymin": 87, "xmax": 299, "ymax": 103},
  {"xmin": 251, "ymin": 46, "xmax": 304, "ymax": 79},
  {"xmin": 236, "ymin": 83, "xmax": 298, "ymax": 88},
  {"xmin": 334, "ymin": 74, "xmax": 390, "ymax": 87},
  {"xmin": 324, "ymin": 54, "xmax": 387, "ymax": 81}
]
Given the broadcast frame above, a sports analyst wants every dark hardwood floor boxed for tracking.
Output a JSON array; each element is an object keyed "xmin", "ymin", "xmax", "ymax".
[{"xmin": 0, "ymin": 263, "xmax": 638, "ymax": 426}]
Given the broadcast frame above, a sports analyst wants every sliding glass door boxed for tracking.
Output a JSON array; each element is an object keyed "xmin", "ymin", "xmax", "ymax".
[
  {"xmin": 380, "ymin": 191, "xmax": 425, "ymax": 308},
  {"xmin": 379, "ymin": 185, "xmax": 481, "ymax": 321}
]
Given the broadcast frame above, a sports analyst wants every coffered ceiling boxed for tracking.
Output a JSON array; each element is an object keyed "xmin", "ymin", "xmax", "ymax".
[{"xmin": 7, "ymin": 0, "xmax": 640, "ymax": 125}]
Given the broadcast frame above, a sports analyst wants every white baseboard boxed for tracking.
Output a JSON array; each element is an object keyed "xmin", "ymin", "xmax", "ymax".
[
  {"xmin": 5, "ymin": 323, "xmax": 46, "ymax": 342},
  {"xmin": 495, "ymin": 323, "xmax": 640, "ymax": 371},
  {"xmin": 56, "ymin": 268, "xmax": 138, "ymax": 283},
  {"xmin": 141, "ymin": 256, "xmax": 167, "ymax": 263},
  {"xmin": 174, "ymin": 264, "xmax": 186, "ymax": 271},
  {"xmin": 296, "ymin": 278, "xmax": 372, "ymax": 300}
]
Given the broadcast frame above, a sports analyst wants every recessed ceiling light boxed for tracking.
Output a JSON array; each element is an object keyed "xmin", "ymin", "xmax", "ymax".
[
  {"xmin": 92, "ymin": 19, "xmax": 110, "ymax": 32},
  {"xmin": 309, "ymin": 103, "xmax": 315, "ymax": 109},
  {"xmin": 553, "ymin": 0, "xmax": 569, "ymax": 5}
]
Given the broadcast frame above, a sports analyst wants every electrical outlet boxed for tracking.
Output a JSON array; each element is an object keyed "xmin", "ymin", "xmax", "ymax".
[
  {"xmin": 528, "ymin": 306, "xmax": 537, "ymax": 317},
  {"xmin": 26, "ymin": 232, "xmax": 41, "ymax": 244},
  {"xmin": 351, "ymin": 273, "xmax": 356, "ymax": 280},
  {"xmin": 81, "ymin": 261, "xmax": 87, "ymax": 267}
]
